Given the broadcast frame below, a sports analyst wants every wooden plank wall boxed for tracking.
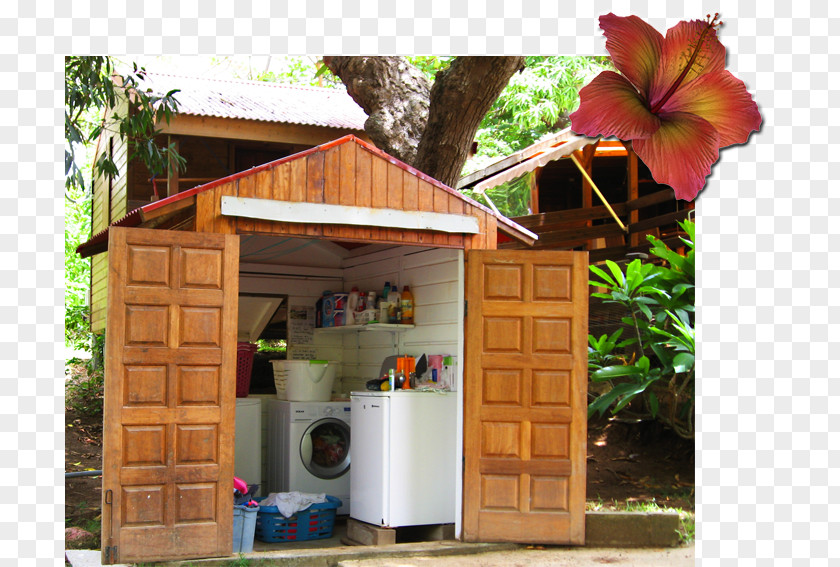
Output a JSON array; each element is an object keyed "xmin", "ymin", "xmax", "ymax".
[
  {"xmin": 110, "ymin": 132, "xmax": 129, "ymax": 224},
  {"xmin": 90, "ymin": 252, "xmax": 108, "ymax": 333},
  {"xmin": 89, "ymin": 100, "xmax": 130, "ymax": 332},
  {"xmin": 194, "ymin": 142, "xmax": 499, "ymax": 251}
]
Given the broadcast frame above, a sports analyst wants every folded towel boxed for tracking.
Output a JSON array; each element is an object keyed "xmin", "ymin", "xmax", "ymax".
[{"xmin": 260, "ymin": 491, "xmax": 327, "ymax": 518}]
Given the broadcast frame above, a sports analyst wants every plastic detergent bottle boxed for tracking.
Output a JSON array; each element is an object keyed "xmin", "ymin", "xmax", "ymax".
[
  {"xmin": 347, "ymin": 287, "xmax": 360, "ymax": 325},
  {"xmin": 400, "ymin": 285, "xmax": 414, "ymax": 325},
  {"xmin": 387, "ymin": 287, "xmax": 401, "ymax": 324}
]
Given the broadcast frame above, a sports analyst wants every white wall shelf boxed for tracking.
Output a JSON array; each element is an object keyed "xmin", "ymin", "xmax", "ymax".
[{"xmin": 314, "ymin": 323, "xmax": 415, "ymax": 334}]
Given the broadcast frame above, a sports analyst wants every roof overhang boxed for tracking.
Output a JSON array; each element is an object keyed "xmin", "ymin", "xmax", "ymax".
[{"xmin": 457, "ymin": 127, "xmax": 612, "ymax": 194}]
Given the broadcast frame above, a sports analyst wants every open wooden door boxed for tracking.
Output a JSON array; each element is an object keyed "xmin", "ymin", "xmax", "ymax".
[
  {"xmin": 101, "ymin": 227, "xmax": 239, "ymax": 564},
  {"xmin": 463, "ymin": 250, "xmax": 588, "ymax": 544}
]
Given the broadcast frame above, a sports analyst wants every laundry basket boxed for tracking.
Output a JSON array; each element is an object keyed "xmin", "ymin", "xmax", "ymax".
[
  {"xmin": 270, "ymin": 359, "xmax": 288, "ymax": 399},
  {"xmin": 271, "ymin": 360, "xmax": 336, "ymax": 402},
  {"xmin": 254, "ymin": 495, "xmax": 341, "ymax": 542},
  {"xmin": 236, "ymin": 342, "xmax": 259, "ymax": 398}
]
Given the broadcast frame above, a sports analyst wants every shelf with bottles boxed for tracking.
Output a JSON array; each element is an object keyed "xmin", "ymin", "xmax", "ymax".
[{"xmin": 314, "ymin": 323, "xmax": 415, "ymax": 334}]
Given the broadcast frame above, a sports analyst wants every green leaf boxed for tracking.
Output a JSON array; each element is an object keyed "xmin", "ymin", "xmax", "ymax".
[
  {"xmin": 588, "ymin": 390, "xmax": 620, "ymax": 418},
  {"xmin": 589, "ymin": 265, "xmax": 617, "ymax": 288},
  {"xmin": 648, "ymin": 392, "xmax": 659, "ymax": 418},
  {"xmin": 672, "ymin": 353, "xmax": 695, "ymax": 373},
  {"xmin": 591, "ymin": 364, "xmax": 644, "ymax": 381},
  {"xmin": 637, "ymin": 302, "xmax": 653, "ymax": 321},
  {"xmin": 604, "ymin": 260, "xmax": 625, "ymax": 287}
]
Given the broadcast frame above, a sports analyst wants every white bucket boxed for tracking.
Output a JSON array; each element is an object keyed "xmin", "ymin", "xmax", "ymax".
[{"xmin": 272, "ymin": 360, "xmax": 336, "ymax": 402}]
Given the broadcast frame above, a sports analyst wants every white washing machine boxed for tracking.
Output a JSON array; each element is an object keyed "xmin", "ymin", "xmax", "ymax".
[{"xmin": 266, "ymin": 399, "xmax": 352, "ymax": 515}]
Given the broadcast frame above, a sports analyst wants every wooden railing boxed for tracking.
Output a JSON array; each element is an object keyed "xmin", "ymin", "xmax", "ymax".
[{"xmin": 502, "ymin": 189, "xmax": 693, "ymax": 263}]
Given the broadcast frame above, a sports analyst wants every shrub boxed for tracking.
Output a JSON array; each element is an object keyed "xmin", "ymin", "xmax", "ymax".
[
  {"xmin": 65, "ymin": 361, "xmax": 104, "ymax": 417},
  {"xmin": 587, "ymin": 220, "xmax": 695, "ymax": 439}
]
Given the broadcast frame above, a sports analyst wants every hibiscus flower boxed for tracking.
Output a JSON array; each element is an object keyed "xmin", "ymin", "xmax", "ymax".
[{"xmin": 569, "ymin": 13, "xmax": 762, "ymax": 200}]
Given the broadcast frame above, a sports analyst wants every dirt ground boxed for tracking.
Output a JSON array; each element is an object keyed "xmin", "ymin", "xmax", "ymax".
[{"xmin": 65, "ymin": 406, "xmax": 694, "ymax": 545}]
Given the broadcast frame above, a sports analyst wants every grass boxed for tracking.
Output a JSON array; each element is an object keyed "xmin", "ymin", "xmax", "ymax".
[{"xmin": 586, "ymin": 496, "xmax": 695, "ymax": 544}]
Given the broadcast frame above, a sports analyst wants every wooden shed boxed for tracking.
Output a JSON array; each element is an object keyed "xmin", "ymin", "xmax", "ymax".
[{"xmin": 77, "ymin": 134, "xmax": 590, "ymax": 564}]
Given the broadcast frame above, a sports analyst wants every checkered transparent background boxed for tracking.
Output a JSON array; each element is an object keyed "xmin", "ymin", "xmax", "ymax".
[{"xmin": 4, "ymin": 0, "xmax": 832, "ymax": 564}]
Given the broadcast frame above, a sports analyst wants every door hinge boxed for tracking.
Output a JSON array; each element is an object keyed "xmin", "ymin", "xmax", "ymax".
[
  {"xmin": 464, "ymin": 300, "xmax": 468, "ymax": 318},
  {"xmin": 104, "ymin": 546, "xmax": 118, "ymax": 564}
]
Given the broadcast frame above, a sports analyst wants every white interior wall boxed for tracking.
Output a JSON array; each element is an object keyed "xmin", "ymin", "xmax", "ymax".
[
  {"xmin": 238, "ymin": 244, "xmax": 466, "ymax": 535},
  {"xmin": 341, "ymin": 246, "xmax": 462, "ymax": 390},
  {"xmin": 239, "ymin": 269, "xmax": 344, "ymax": 493}
]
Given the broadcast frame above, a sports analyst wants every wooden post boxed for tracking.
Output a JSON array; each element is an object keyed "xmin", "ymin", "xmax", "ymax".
[
  {"xmin": 167, "ymin": 135, "xmax": 180, "ymax": 198},
  {"xmin": 529, "ymin": 169, "xmax": 540, "ymax": 215},
  {"xmin": 576, "ymin": 141, "xmax": 598, "ymax": 249},
  {"xmin": 624, "ymin": 142, "xmax": 640, "ymax": 247}
]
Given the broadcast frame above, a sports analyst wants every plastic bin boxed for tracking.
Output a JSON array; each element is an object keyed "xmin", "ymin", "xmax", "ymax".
[
  {"xmin": 271, "ymin": 360, "xmax": 336, "ymax": 401},
  {"xmin": 254, "ymin": 495, "xmax": 341, "ymax": 542},
  {"xmin": 270, "ymin": 359, "xmax": 287, "ymax": 399},
  {"xmin": 236, "ymin": 342, "xmax": 259, "ymax": 398},
  {"xmin": 232, "ymin": 504, "xmax": 259, "ymax": 553}
]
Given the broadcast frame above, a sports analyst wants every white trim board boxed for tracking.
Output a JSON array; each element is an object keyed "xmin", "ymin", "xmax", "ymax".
[{"xmin": 221, "ymin": 196, "xmax": 480, "ymax": 234}]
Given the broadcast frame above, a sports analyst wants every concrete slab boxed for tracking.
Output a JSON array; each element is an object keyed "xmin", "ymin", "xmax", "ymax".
[
  {"xmin": 336, "ymin": 543, "xmax": 695, "ymax": 567},
  {"xmin": 585, "ymin": 511, "xmax": 682, "ymax": 547},
  {"xmin": 64, "ymin": 550, "xmax": 130, "ymax": 567},
  {"xmin": 65, "ymin": 511, "xmax": 686, "ymax": 566}
]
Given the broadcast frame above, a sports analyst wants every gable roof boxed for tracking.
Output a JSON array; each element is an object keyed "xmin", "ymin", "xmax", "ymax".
[
  {"xmin": 138, "ymin": 72, "xmax": 368, "ymax": 131},
  {"xmin": 76, "ymin": 135, "xmax": 537, "ymax": 258}
]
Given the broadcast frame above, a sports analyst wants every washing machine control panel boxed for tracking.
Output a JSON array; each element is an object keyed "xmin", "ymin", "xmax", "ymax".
[{"xmin": 321, "ymin": 404, "xmax": 351, "ymax": 419}]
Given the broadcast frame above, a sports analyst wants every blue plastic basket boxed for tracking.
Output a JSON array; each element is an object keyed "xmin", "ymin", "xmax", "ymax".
[{"xmin": 254, "ymin": 495, "xmax": 342, "ymax": 543}]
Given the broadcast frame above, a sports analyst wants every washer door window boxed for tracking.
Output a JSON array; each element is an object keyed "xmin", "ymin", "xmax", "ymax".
[{"xmin": 300, "ymin": 417, "xmax": 351, "ymax": 479}]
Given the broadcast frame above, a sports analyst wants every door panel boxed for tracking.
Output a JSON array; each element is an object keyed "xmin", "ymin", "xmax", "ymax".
[
  {"xmin": 101, "ymin": 227, "xmax": 239, "ymax": 564},
  {"xmin": 464, "ymin": 250, "xmax": 588, "ymax": 545}
]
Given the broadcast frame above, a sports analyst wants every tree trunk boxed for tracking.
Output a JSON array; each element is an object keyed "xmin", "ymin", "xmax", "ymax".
[
  {"xmin": 414, "ymin": 57, "xmax": 525, "ymax": 188},
  {"xmin": 324, "ymin": 56, "xmax": 525, "ymax": 188},
  {"xmin": 323, "ymin": 56, "xmax": 430, "ymax": 166}
]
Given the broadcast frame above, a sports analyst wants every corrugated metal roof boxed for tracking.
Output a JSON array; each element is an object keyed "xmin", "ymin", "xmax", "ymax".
[{"xmin": 139, "ymin": 72, "xmax": 368, "ymax": 131}]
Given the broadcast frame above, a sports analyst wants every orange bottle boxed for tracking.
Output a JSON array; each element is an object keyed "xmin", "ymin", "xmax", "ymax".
[
  {"xmin": 401, "ymin": 356, "xmax": 413, "ymax": 389},
  {"xmin": 400, "ymin": 285, "xmax": 414, "ymax": 325}
]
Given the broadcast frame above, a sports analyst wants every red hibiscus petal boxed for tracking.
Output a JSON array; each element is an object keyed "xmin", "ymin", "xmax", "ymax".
[
  {"xmin": 600, "ymin": 13, "xmax": 664, "ymax": 99},
  {"xmin": 634, "ymin": 111, "xmax": 720, "ymax": 201},
  {"xmin": 649, "ymin": 19, "xmax": 727, "ymax": 109},
  {"xmin": 662, "ymin": 70, "xmax": 762, "ymax": 147},
  {"xmin": 570, "ymin": 71, "xmax": 660, "ymax": 140}
]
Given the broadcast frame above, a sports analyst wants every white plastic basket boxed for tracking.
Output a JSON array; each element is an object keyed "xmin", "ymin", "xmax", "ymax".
[
  {"xmin": 270, "ymin": 359, "xmax": 288, "ymax": 399},
  {"xmin": 270, "ymin": 360, "xmax": 336, "ymax": 401}
]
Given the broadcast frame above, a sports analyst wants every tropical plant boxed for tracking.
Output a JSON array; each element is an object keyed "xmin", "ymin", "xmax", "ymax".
[
  {"xmin": 65, "ymin": 184, "xmax": 93, "ymax": 352},
  {"xmin": 65, "ymin": 55, "xmax": 185, "ymax": 194},
  {"xmin": 587, "ymin": 219, "xmax": 695, "ymax": 439}
]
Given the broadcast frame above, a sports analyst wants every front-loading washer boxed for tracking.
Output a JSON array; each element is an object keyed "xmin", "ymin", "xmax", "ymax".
[{"xmin": 266, "ymin": 399, "xmax": 351, "ymax": 515}]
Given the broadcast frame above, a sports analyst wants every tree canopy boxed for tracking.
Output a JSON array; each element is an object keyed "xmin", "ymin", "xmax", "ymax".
[{"xmin": 64, "ymin": 56, "xmax": 184, "ymax": 195}]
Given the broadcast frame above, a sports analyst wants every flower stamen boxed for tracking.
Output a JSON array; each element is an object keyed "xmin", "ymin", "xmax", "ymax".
[{"xmin": 650, "ymin": 13, "xmax": 721, "ymax": 114}]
